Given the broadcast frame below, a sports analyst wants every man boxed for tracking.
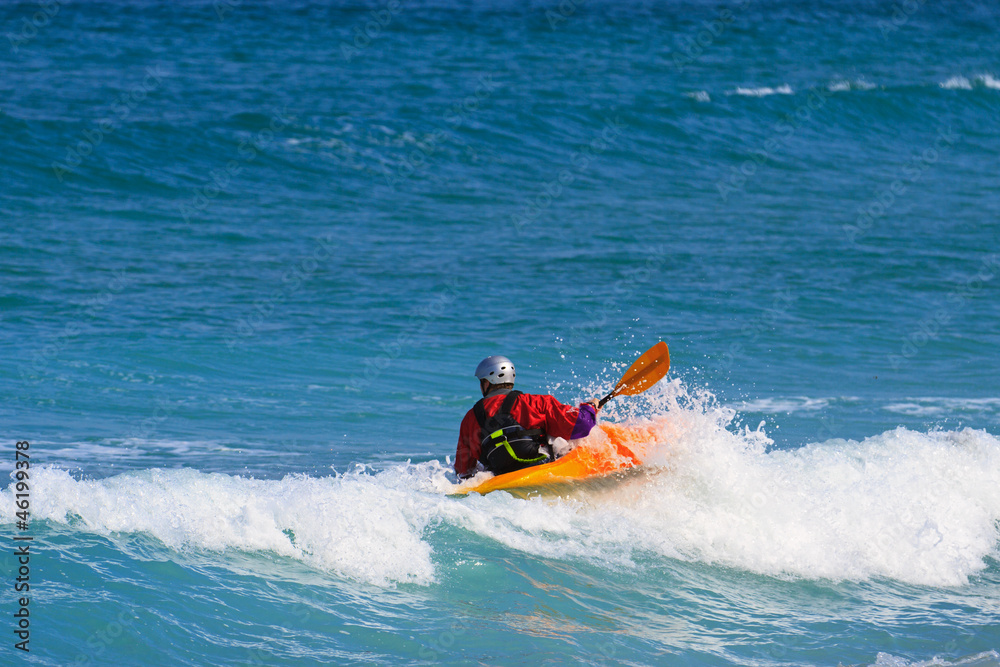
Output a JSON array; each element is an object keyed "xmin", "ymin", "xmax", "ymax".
[{"xmin": 454, "ymin": 355, "xmax": 601, "ymax": 479}]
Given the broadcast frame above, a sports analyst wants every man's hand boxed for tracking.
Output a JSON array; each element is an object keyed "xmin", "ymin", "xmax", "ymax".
[{"xmin": 585, "ymin": 399, "xmax": 601, "ymax": 413}]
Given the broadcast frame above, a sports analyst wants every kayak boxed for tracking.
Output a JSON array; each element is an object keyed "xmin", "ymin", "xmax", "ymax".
[{"xmin": 453, "ymin": 422, "xmax": 658, "ymax": 495}]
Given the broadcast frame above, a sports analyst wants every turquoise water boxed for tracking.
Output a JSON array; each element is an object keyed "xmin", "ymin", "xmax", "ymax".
[{"xmin": 2, "ymin": 0, "xmax": 1000, "ymax": 664}]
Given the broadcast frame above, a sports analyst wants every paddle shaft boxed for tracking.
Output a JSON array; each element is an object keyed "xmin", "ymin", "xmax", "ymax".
[{"xmin": 598, "ymin": 389, "xmax": 618, "ymax": 409}]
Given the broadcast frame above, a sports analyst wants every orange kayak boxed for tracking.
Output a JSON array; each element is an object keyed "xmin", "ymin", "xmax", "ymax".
[{"xmin": 453, "ymin": 422, "xmax": 657, "ymax": 495}]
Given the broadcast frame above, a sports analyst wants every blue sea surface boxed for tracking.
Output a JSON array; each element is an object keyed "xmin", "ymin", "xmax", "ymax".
[{"xmin": 2, "ymin": 0, "xmax": 1000, "ymax": 664}]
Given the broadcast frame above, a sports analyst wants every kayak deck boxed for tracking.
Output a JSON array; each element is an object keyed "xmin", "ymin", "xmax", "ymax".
[{"xmin": 454, "ymin": 422, "xmax": 655, "ymax": 495}]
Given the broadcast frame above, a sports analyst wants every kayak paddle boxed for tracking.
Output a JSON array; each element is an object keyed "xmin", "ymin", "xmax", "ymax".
[{"xmin": 597, "ymin": 341, "xmax": 670, "ymax": 408}]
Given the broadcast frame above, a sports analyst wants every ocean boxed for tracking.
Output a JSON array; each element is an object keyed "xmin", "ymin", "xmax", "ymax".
[{"xmin": 2, "ymin": 0, "xmax": 999, "ymax": 664}]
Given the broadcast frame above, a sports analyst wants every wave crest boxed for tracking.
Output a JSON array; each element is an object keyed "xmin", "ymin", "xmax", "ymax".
[{"xmin": 4, "ymin": 381, "xmax": 999, "ymax": 588}]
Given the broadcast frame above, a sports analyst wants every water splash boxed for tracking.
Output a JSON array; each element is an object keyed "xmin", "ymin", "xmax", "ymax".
[{"xmin": 5, "ymin": 380, "xmax": 999, "ymax": 588}]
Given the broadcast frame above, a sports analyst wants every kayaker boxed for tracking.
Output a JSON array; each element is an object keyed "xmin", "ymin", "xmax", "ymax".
[{"xmin": 454, "ymin": 355, "xmax": 601, "ymax": 479}]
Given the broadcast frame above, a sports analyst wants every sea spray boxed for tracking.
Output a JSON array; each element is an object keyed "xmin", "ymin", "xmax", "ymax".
[{"xmin": 8, "ymin": 381, "xmax": 998, "ymax": 589}]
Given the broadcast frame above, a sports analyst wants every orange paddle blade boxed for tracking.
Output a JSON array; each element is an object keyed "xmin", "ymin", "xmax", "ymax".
[{"xmin": 612, "ymin": 341, "xmax": 670, "ymax": 397}]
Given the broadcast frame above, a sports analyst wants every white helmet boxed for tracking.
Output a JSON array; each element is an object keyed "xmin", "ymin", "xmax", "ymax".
[{"xmin": 474, "ymin": 355, "xmax": 515, "ymax": 385}]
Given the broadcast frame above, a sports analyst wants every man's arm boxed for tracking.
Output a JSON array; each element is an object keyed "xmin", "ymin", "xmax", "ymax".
[
  {"xmin": 520, "ymin": 394, "xmax": 600, "ymax": 441},
  {"xmin": 454, "ymin": 410, "xmax": 481, "ymax": 478},
  {"xmin": 569, "ymin": 402, "xmax": 598, "ymax": 439}
]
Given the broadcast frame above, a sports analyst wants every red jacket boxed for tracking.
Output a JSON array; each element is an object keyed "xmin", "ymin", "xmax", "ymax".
[{"xmin": 454, "ymin": 390, "xmax": 597, "ymax": 478}]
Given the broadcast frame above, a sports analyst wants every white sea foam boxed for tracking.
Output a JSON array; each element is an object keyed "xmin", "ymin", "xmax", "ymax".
[
  {"xmin": 729, "ymin": 84, "xmax": 793, "ymax": 97},
  {"xmin": 7, "ymin": 466, "xmax": 444, "ymax": 587},
  {"xmin": 885, "ymin": 402, "xmax": 940, "ymax": 417},
  {"xmin": 940, "ymin": 74, "xmax": 1000, "ymax": 90},
  {"xmin": 685, "ymin": 91, "xmax": 711, "ymax": 102},
  {"xmin": 941, "ymin": 76, "xmax": 973, "ymax": 90},
  {"xmin": 733, "ymin": 396, "xmax": 832, "ymax": 413},
  {"xmin": 450, "ymin": 383, "xmax": 1000, "ymax": 587},
  {"xmin": 631, "ymin": 423, "xmax": 1000, "ymax": 586},
  {"xmin": 5, "ymin": 383, "xmax": 999, "ymax": 588},
  {"xmin": 872, "ymin": 650, "xmax": 1000, "ymax": 667},
  {"xmin": 884, "ymin": 397, "xmax": 1000, "ymax": 417},
  {"xmin": 730, "ymin": 395, "xmax": 1000, "ymax": 417},
  {"xmin": 0, "ymin": 438, "xmax": 260, "ymax": 474},
  {"xmin": 981, "ymin": 74, "xmax": 1000, "ymax": 90},
  {"xmin": 828, "ymin": 78, "xmax": 876, "ymax": 92}
]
